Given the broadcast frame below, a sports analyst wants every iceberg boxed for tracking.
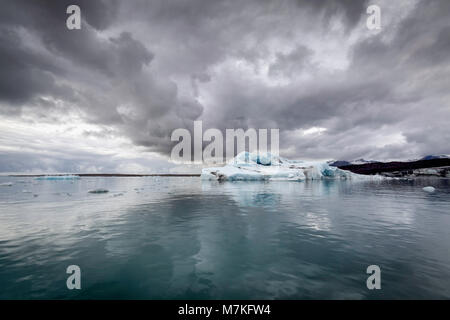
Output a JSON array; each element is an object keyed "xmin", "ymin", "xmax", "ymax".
[
  {"xmin": 201, "ymin": 152, "xmax": 382, "ymax": 181},
  {"xmin": 35, "ymin": 175, "xmax": 80, "ymax": 180}
]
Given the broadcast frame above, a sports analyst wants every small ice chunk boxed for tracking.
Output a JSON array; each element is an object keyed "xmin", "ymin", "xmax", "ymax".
[
  {"xmin": 422, "ymin": 186, "xmax": 435, "ymax": 193},
  {"xmin": 113, "ymin": 193, "xmax": 124, "ymax": 197},
  {"xmin": 88, "ymin": 188, "xmax": 109, "ymax": 194},
  {"xmin": 22, "ymin": 189, "xmax": 32, "ymax": 193}
]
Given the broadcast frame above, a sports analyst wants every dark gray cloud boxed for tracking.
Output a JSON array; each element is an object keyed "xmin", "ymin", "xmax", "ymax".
[
  {"xmin": 295, "ymin": 0, "xmax": 370, "ymax": 29},
  {"xmin": 0, "ymin": 0, "xmax": 449, "ymax": 172}
]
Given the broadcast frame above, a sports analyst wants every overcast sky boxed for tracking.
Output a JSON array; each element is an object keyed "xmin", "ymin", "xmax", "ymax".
[{"xmin": 0, "ymin": 0, "xmax": 449, "ymax": 173}]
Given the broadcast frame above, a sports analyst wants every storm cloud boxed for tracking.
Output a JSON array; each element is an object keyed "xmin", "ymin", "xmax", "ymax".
[{"xmin": 0, "ymin": 0, "xmax": 449, "ymax": 172}]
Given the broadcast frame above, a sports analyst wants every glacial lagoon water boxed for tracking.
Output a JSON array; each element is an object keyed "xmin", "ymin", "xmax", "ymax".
[{"xmin": 0, "ymin": 176, "xmax": 450, "ymax": 299}]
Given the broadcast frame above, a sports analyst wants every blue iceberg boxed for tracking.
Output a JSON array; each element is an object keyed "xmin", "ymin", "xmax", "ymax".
[{"xmin": 35, "ymin": 175, "xmax": 80, "ymax": 181}]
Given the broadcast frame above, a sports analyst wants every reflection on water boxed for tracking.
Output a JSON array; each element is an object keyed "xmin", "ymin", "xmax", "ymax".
[{"xmin": 0, "ymin": 176, "xmax": 450, "ymax": 299}]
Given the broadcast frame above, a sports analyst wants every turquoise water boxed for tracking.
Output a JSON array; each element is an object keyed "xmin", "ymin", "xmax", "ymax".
[{"xmin": 0, "ymin": 176, "xmax": 450, "ymax": 299}]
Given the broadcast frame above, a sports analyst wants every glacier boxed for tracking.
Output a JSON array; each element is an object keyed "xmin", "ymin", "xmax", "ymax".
[{"xmin": 201, "ymin": 152, "xmax": 382, "ymax": 181}]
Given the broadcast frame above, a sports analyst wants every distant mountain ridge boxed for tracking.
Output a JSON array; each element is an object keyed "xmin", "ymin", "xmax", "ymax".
[
  {"xmin": 336, "ymin": 157, "xmax": 450, "ymax": 176},
  {"xmin": 420, "ymin": 154, "xmax": 450, "ymax": 161},
  {"xmin": 329, "ymin": 158, "xmax": 380, "ymax": 167},
  {"xmin": 330, "ymin": 154, "xmax": 449, "ymax": 168}
]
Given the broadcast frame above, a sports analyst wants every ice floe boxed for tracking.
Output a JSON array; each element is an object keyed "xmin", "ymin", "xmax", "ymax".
[
  {"xmin": 202, "ymin": 152, "xmax": 384, "ymax": 181},
  {"xmin": 35, "ymin": 175, "xmax": 80, "ymax": 180}
]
